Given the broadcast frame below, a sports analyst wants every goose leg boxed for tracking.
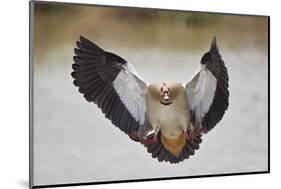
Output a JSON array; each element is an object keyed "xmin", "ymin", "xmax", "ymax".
[
  {"xmin": 183, "ymin": 124, "xmax": 203, "ymax": 141},
  {"xmin": 144, "ymin": 126, "xmax": 160, "ymax": 145},
  {"xmin": 184, "ymin": 131, "xmax": 191, "ymax": 140},
  {"xmin": 188, "ymin": 127, "xmax": 204, "ymax": 141}
]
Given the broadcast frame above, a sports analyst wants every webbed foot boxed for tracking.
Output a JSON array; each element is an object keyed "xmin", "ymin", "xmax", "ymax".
[{"xmin": 185, "ymin": 127, "xmax": 203, "ymax": 141}]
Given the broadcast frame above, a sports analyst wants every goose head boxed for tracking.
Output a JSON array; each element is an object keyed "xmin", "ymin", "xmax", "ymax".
[
  {"xmin": 148, "ymin": 82, "xmax": 182, "ymax": 106},
  {"xmin": 160, "ymin": 82, "xmax": 173, "ymax": 105}
]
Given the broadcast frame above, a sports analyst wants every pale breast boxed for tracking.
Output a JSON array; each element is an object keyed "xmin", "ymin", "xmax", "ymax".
[{"xmin": 146, "ymin": 82, "xmax": 191, "ymax": 139}]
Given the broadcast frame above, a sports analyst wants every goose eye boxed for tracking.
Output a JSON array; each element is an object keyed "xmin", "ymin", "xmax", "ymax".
[{"xmin": 160, "ymin": 87, "xmax": 163, "ymax": 92}]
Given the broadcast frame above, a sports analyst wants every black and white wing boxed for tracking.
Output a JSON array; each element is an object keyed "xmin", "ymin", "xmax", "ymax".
[
  {"xmin": 71, "ymin": 36, "xmax": 149, "ymax": 135},
  {"xmin": 185, "ymin": 37, "xmax": 229, "ymax": 133}
]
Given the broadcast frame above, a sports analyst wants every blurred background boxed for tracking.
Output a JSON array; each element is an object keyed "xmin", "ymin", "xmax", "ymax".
[{"xmin": 32, "ymin": 1, "xmax": 268, "ymax": 186}]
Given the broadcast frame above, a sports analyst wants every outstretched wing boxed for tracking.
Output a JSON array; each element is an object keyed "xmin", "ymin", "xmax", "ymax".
[
  {"xmin": 71, "ymin": 36, "xmax": 149, "ymax": 135},
  {"xmin": 185, "ymin": 37, "xmax": 229, "ymax": 133}
]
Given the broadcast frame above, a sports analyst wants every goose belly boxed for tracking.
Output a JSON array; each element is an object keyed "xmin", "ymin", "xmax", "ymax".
[
  {"xmin": 157, "ymin": 106, "xmax": 184, "ymax": 138},
  {"xmin": 147, "ymin": 98, "xmax": 190, "ymax": 139}
]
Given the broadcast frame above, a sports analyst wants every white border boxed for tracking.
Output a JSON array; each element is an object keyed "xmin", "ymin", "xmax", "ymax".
[{"xmin": 0, "ymin": 0, "xmax": 278, "ymax": 189}]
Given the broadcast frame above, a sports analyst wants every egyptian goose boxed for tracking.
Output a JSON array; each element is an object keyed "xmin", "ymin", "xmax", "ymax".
[{"xmin": 71, "ymin": 36, "xmax": 229, "ymax": 163}]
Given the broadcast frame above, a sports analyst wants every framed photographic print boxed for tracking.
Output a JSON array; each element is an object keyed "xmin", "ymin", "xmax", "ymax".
[{"xmin": 29, "ymin": 0, "xmax": 269, "ymax": 188}]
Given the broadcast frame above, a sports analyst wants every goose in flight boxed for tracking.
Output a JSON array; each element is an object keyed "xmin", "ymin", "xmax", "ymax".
[{"xmin": 71, "ymin": 36, "xmax": 229, "ymax": 163}]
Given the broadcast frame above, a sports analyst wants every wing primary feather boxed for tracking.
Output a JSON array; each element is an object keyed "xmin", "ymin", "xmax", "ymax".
[
  {"xmin": 72, "ymin": 36, "xmax": 148, "ymax": 141},
  {"xmin": 185, "ymin": 38, "xmax": 229, "ymax": 133}
]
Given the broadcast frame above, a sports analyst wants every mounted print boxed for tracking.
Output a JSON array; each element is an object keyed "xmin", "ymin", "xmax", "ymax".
[{"xmin": 29, "ymin": 0, "xmax": 269, "ymax": 188}]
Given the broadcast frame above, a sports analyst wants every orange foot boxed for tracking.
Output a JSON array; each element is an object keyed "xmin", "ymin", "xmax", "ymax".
[
  {"xmin": 143, "ymin": 133, "xmax": 157, "ymax": 145},
  {"xmin": 185, "ymin": 127, "xmax": 204, "ymax": 141},
  {"xmin": 129, "ymin": 132, "xmax": 157, "ymax": 145}
]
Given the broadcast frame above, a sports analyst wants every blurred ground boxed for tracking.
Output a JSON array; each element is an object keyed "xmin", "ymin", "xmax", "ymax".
[{"xmin": 32, "ymin": 2, "xmax": 268, "ymax": 186}]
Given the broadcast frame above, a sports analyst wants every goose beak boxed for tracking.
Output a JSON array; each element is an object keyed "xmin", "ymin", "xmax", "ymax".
[{"xmin": 163, "ymin": 93, "xmax": 170, "ymax": 100}]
